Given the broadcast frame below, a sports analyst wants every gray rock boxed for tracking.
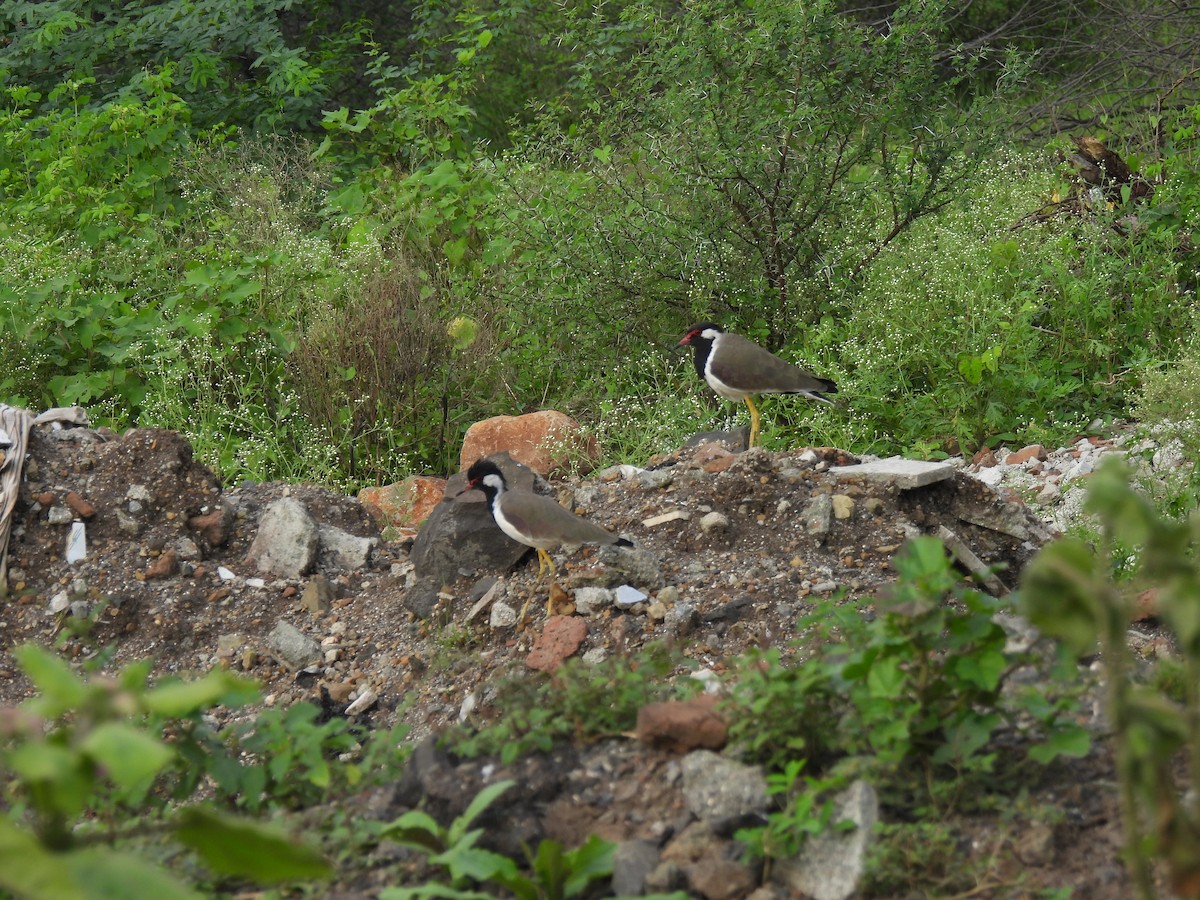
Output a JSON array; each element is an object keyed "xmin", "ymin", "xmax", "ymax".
[
  {"xmin": 116, "ymin": 509, "xmax": 141, "ymax": 535},
  {"xmin": 802, "ymin": 493, "xmax": 832, "ymax": 536},
  {"xmin": 956, "ymin": 498, "xmax": 1056, "ymax": 543},
  {"xmin": 831, "ymin": 456, "xmax": 955, "ymax": 489},
  {"xmin": 636, "ymin": 468, "xmax": 675, "ymax": 490},
  {"xmin": 1050, "ymin": 486, "xmax": 1090, "ymax": 533},
  {"xmin": 317, "ymin": 522, "xmax": 376, "ymax": 571},
  {"xmin": 612, "ymin": 839, "xmax": 660, "ymax": 896},
  {"xmin": 404, "ymin": 576, "xmax": 441, "ymax": 620},
  {"xmin": 49, "ymin": 591, "xmax": 70, "ymax": 614},
  {"xmin": 490, "ymin": 600, "xmax": 518, "ymax": 628},
  {"xmin": 267, "ymin": 620, "xmax": 320, "ymax": 669},
  {"xmin": 247, "ymin": 497, "xmax": 318, "ymax": 578},
  {"xmin": 1037, "ymin": 481, "xmax": 1061, "ymax": 503},
  {"xmin": 614, "ymin": 584, "xmax": 648, "ymax": 607},
  {"xmin": 465, "ymin": 578, "xmax": 504, "ymax": 623},
  {"xmin": 1152, "ymin": 439, "xmax": 1185, "ymax": 473},
  {"xmin": 411, "ymin": 452, "xmax": 535, "ymax": 584},
  {"xmin": 573, "ymin": 586, "xmax": 614, "ymax": 614},
  {"xmin": 773, "ymin": 779, "xmax": 878, "ymax": 900},
  {"xmin": 216, "ymin": 633, "xmax": 245, "ymax": 656},
  {"xmin": 1061, "ymin": 454, "xmax": 1099, "ymax": 485},
  {"xmin": 664, "ymin": 602, "xmax": 700, "ymax": 637},
  {"xmin": 571, "ymin": 483, "xmax": 603, "ymax": 512},
  {"xmin": 125, "ymin": 484, "xmax": 153, "ymax": 504},
  {"xmin": 681, "ymin": 750, "xmax": 768, "ymax": 823},
  {"xmin": 596, "ymin": 544, "xmax": 664, "ymax": 589},
  {"xmin": 301, "ymin": 577, "xmax": 335, "ymax": 614},
  {"xmin": 173, "ymin": 537, "xmax": 203, "ymax": 561},
  {"xmin": 684, "ymin": 428, "xmax": 749, "ymax": 451},
  {"xmin": 345, "ymin": 688, "xmax": 378, "ymax": 716},
  {"xmin": 699, "ymin": 511, "xmax": 731, "ymax": 533},
  {"xmin": 47, "ymin": 506, "xmax": 73, "ymax": 525},
  {"xmin": 974, "ymin": 465, "xmax": 1005, "ymax": 487},
  {"xmin": 656, "ymin": 585, "xmax": 681, "ymax": 605}
]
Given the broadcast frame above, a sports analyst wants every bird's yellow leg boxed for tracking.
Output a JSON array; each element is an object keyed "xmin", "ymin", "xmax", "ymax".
[
  {"xmin": 536, "ymin": 548, "xmax": 557, "ymax": 581},
  {"xmin": 744, "ymin": 395, "xmax": 761, "ymax": 448}
]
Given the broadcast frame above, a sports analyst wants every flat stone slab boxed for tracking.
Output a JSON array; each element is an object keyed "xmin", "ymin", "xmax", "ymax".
[{"xmin": 830, "ymin": 456, "xmax": 954, "ymax": 489}]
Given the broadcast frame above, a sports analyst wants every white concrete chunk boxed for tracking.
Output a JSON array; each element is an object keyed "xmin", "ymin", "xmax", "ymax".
[{"xmin": 831, "ymin": 456, "xmax": 955, "ymax": 489}]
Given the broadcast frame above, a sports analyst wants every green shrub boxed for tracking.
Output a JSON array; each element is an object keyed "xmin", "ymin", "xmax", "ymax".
[
  {"xmin": 446, "ymin": 645, "xmax": 694, "ymax": 764},
  {"xmin": 0, "ymin": 645, "xmax": 331, "ymax": 897},
  {"xmin": 823, "ymin": 132, "xmax": 1196, "ymax": 456},
  {"xmin": 1021, "ymin": 457, "xmax": 1200, "ymax": 899},
  {"xmin": 0, "ymin": 0, "xmax": 355, "ymax": 134},
  {"xmin": 726, "ymin": 538, "xmax": 1089, "ymax": 791}
]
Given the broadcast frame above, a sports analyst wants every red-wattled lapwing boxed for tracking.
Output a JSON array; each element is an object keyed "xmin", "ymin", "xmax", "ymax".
[
  {"xmin": 678, "ymin": 323, "xmax": 837, "ymax": 448},
  {"xmin": 465, "ymin": 458, "xmax": 632, "ymax": 588}
]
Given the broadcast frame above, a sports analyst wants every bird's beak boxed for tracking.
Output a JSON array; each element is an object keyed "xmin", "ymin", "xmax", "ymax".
[{"xmin": 675, "ymin": 335, "xmax": 691, "ymax": 350}]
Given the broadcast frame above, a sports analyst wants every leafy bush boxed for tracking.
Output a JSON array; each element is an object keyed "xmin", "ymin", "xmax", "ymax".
[
  {"xmin": 1021, "ymin": 457, "xmax": 1200, "ymax": 899},
  {"xmin": 378, "ymin": 781, "xmax": 624, "ymax": 900},
  {"xmin": 726, "ymin": 538, "xmax": 1089, "ymax": 789},
  {"xmin": 482, "ymin": 0, "xmax": 1020, "ymax": 373},
  {"xmin": 0, "ymin": 0, "xmax": 359, "ymax": 134},
  {"xmin": 0, "ymin": 645, "xmax": 332, "ymax": 897},
  {"xmin": 446, "ymin": 645, "xmax": 695, "ymax": 764},
  {"xmin": 820, "ymin": 131, "xmax": 1197, "ymax": 456}
]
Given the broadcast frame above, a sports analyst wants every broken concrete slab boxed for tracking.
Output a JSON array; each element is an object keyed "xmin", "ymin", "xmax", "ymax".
[
  {"xmin": 831, "ymin": 457, "xmax": 955, "ymax": 489},
  {"xmin": 937, "ymin": 525, "xmax": 1009, "ymax": 595},
  {"xmin": 774, "ymin": 779, "xmax": 878, "ymax": 900},
  {"xmin": 955, "ymin": 499, "xmax": 1058, "ymax": 543}
]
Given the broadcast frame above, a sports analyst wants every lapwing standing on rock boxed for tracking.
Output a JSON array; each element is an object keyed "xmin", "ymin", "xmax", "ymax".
[
  {"xmin": 465, "ymin": 458, "xmax": 632, "ymax": 598},
  {"xmin": 678, "ymin": 323, "xmax": 837, "ymax": 449}
]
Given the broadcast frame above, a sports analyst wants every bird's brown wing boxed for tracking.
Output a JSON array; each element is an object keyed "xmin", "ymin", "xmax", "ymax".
[
  {"xmin": 711, "ymin": 333, "xmax": 836, "ymax": 395},
  {"xmin": 498, "ymin": 491, "xmax": 619, "ymax": 548}
]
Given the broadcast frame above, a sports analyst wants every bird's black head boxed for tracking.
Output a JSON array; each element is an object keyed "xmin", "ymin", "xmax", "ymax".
[
  {"xmin": 465, "ymin": 458, "xmax": 507, "ymax": 505},
  {"xmin": 677, "ymin": 322, "xmax": 722, "ymax": 349},
  {"xmin": 677, "ymin": 323, "xmax": 722, "ymax": 378}
]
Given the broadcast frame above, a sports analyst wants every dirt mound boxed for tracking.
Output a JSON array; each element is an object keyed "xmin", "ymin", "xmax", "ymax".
[{"xmin": 0, "ymin": 422, "xmax": 1136, "ymax": 897}]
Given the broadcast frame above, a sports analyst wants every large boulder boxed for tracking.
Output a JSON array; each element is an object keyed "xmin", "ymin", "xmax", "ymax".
[
  {"xmin": 358, "ymin": 475, "xmax": 447, "ymax": 530},
  {"xmin": 406, "ymin": 454, "xmax": 542, "ymax": 616},
  {"xmin": 459, "ymin": 410, "xmax": 599, "ymax": 477}
]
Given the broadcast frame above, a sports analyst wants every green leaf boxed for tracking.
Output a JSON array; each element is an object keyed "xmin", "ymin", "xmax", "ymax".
[
  {"xmin": 143, "ymin": 671, "xmax": 255, "ymax": 717},
  {"xmin": 81, "ymin": 722, "xmax": 174, "ymax": 791},
  {"xmin": 7, "ymin": 742, "xmax": 87, "ymax": 803},
  {"xmin": 1028, "ymin": 724, "xmax": 1091, "ymax": 764},
  {"xmin": 63, "ymin": 848, "xmax": 202, "ymax": 899},
  {"xmin": 15, "ymin": 645, "xmax": 87, "ymax": 714},
  {"xmin": 380, "ymin": 886, "xmax": 494, "ymax": 899},
  {"xmin": 432, "ymin": 843, "xmax": 520, "ymax": 885},
  {"xmin": 866, "ymin": 657, "xmax": 905, "ymax": 699},
  {"xmin": 0, "ymin": 818, "xmax": 85, "ymax": 900},
  {"xmin": 174, "ymin": 806, "xmax": 331, "ymax": 883},
  {"xmin": 954, "ymin": 647, "xmax": 1006, "ymax": 691},
  {"xmin": 447, "ymin": 780, "xmax": 514, "ymax": 845},
  {"xmin": 563, "ymin": 834, "xmax": 616, "ymax": 895},
  {"xmin": 380, "ymin": 809, "xmax": 444, "ymax": 851},
  {"xmin": 1018, "ymin": 538, "xmax": 1111, "ymax": 654}
]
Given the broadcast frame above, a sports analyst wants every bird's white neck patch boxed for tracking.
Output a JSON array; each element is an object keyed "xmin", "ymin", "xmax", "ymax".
[
  {"xmin": 701, "ymin": 327, "xmax": 722, "ymax": 341},
  {"xmin": 483, "ymin": 473, "xmax": 506, "ymax": 494}
]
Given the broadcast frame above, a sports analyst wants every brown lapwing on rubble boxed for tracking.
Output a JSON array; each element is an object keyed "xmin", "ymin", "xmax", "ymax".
[
  {"xmin": 678, "ymin": 323, "xmax": 837, "ymax": 449},
  {"xmin": 465, "ymin": 458, "xmax": 632, "ymax": 614}
]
